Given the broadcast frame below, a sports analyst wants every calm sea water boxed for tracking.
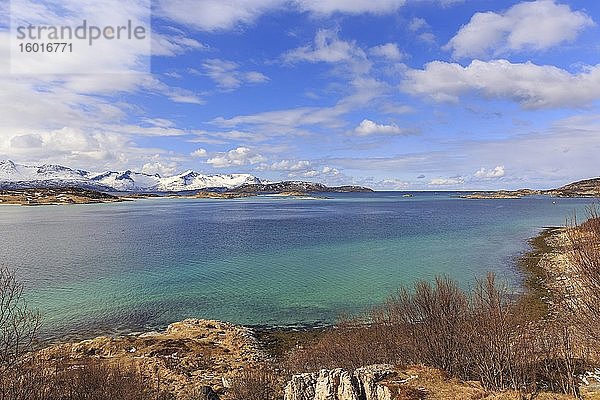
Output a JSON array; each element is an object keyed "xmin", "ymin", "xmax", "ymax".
[{"xmin": 0, "ymin": 192, "xmax": 595, "ymax": 339}]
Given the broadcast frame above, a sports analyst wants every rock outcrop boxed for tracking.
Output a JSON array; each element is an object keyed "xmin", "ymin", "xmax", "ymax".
[
  {"xmin": 284, "ymin": 364, "xmax": 396, "ymax": 400},
  {"xmin": 40, "ymin": 319, "xmax": 266, "ymax": 395}
]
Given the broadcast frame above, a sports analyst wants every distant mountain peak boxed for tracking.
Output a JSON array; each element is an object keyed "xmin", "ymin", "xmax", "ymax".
[
  {"xmin": 0, "ymin": 161, "xmax": 266, "ymax": 192},
  {"xmin": 0, "ymin": 160, "xmax": 373, "ymax": 193}
]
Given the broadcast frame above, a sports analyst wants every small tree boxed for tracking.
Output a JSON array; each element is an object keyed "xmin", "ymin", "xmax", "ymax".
[
  {"xmin": 0, "ymin": 266, "xmax": 40, "ymax": 369},
  {"xmin": 0, "ymin": 266, "xmax": 41, "ymax": 399}
]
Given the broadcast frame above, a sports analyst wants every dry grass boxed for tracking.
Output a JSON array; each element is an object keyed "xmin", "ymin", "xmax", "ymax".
[{"xmin": 226, "ymin": 369, "xmax": 280, "ymax": 400}]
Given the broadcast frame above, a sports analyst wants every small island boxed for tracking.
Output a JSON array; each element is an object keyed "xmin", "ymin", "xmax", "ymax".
[
  {"xmin": 460, "ymin": 178, "xmax": 600, "ymax": 199},
  {"xmin": 0, "ymin": 187, "xmax": 123, "ymax": 205}
]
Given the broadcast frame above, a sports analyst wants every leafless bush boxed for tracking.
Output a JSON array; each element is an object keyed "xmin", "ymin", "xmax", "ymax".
[
  {"xmin": 0, "ymin": 266, "xmax": 41, "ymax": 400},
  {"xmin": 227, "ymin": 368, "xmax": 279, "ymax": 400},
  {"xmin": 285, "ymin": 270, "xmax": 590, "ymax": 397},
  {"xmin": 0, "ymin": 266, "xmax": 40, "ymax": 370},
  {"xmin": 466, "ymin": 273, "xmax": 521, "ymax": 391},
  {"xmin": 373, "ymin": 275, "xmax": 470, "ymax": 378},
  {"xmin": 43, "ymin": 359, "xmax": 161, "ymax": 400},
  {"xmin": 284, "ymin": 319, "xmax": 407, "ymax": 373},
  {"xmin": 565, "ymin": 205, "xmax": 600, "ymax": 344}
]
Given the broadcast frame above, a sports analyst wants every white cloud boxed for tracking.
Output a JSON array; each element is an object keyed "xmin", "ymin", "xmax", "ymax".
[
  {"xmin": 201, "ymin": 59, "xmax": 269, "ymax": 90},
  {"xmin": 157, "ymin": 0, "xmax": 283, "ymax": 31},
  {"xmin": 152, "ymin": 33, "xmax": 206, "ymax": 56},
  {"xmin": 298, "ymin": 166, "xmax": 340, "ymax": 178},
  {"xmin": 294, "ymin": 0, "xmax": 406, "ymax": 15},
  {"xmin": 379, "ymin": 178, "xmax": 410, "ymax": 189},
  {"xmin": 403, "ymin": 59, "xmax": 600, "ymax": 109},
  {"xmin": 265, "ymin": 160, "xmax": 312, "ymax": 171},
  {"xmin": 446, "ymin": 0, "xmax": 594, "ymax": 59},
  {"xmin": 190, "ymin": 148, "xmax": 208, "ymax": 158},
  {"xmin": 157, "ymin": 1, "xmax": 419, "ymax": 32},
  {"xmin": 429, "ymin": 177, "xmax": 464, "ymax": 186},
  {"xmin": 283, "ymin": 29, "xmax": 367, "ymax": 65},
  {"xmin": 369, "ymin": 43, "xmax": 403, "ymax": 60},
  {"xmin": 207, "ymin": 147, "xmax": 266, "ymax": 168},
  {"xmin": 353, "ymin": 119, "xmax": 406, "ymax": 136},
  {"xmin": 474, "ymin": 165, "xmax": 505, "ymax": 179},
  {"xmin": 409, "ymin": 17, "xmax": 428, "ymax": 32},
  {"xmin": 256, "ymin": 159, "xmax": 343, "ymax": 182},
  {"xmin": 141, "ymin": 161, "xmax": 178, "ymax": 176},
  {"xmin": 213, "ymin": 77, "xmax": 389, "ymax": 134},
  {"xmin": 418, "ymin": 32, "xmax": 437, "ymax": 44}
]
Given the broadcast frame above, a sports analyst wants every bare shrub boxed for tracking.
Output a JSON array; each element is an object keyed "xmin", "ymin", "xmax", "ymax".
[
  {"xmin": 531, "ymin": 322, "xmax": 583, "ymax": 397},
  {"xmin": 466, "ymin": 273, "xmax": 521, "ymax": 391},
  {"xmin": 0, "ymin": 266, "xmax": 40, "ymax": 369},
  {"xmin": 43, "ymin": 359, "xmax": 160, "ymax": 400},
  {"xmin": 284, "ymin": 270, "xmax": 590, "ymax": 397},
  {"xmin": 373, "ymin": 276, "xmax": 470, "ymax": 378},
  {"xmin": 0, "ymin": 266, "xmax": 42, "ymax": 400},
  {"xmin": 565, "ymin": 205, "xmax": 600, "ymax": 344},
  {"xmin": 227, "ymin": 368, "xmax": 279, "ymax": 400},
  {"xmin": 284, "ymin": 319, "xmax": 407, "ymax": 373}
]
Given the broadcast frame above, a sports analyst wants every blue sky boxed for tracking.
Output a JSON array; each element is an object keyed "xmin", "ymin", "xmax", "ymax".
[{"xmin": 2, "ymin": 0, "xmax": 600, "ymax": 189}]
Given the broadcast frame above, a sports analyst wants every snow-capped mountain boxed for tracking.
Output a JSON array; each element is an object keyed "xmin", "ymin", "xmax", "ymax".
[
  {"xmin": 156, "ymin": 170, "xmax": 261, "ymax": 191},
  {"xmin": 0, "ymin": 160, "xmax": 264, "ymax": 192},
  {"xmin": 89, "ymin": 170, "xmax": 162, "ymax": 192}
]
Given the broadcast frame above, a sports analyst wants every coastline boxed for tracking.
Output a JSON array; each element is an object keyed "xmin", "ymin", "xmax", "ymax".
[
  {"xmin": 30, "ymin": 225, "xmax": 595, "ymax": 399},
  {"xmin": 515, "ymin": 226, "xmax": 564, "ymax": 321}
]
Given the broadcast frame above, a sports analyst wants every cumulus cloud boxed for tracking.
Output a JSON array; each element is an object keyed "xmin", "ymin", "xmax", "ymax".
[
  {"xmin": 158, "ymin": 0, "xmax": 439, "ymax": 31},
  {"xmin": 141, "ymin": 161, "xmax": 178, "ymax": 176},
  {"xmin": 294, "ymin": 0, "xmax": 406, "ymax": 15},
  {"xmin": 403, "ymin": 59, "xmax": 600, "ymax": 109},
  {"xmin": 263, "ymin": 160, "xmax": 312, "ymax": 171},
  {"xmin": 446, "ymin": 0, "xmax": 594, "ymax": 59},
  {"xmin": 474, "ymin": 165, "xmax": 505, "ymax": 179},
  {"xmin": 368, "ymin": 43, "xmax": 403, "ymax": 60},
  {"xmin": 353, "ymin": 119, "xmax": 406, "ymax": 136},
  {"xmin": 299, "ymin": 166, "xmax": 341, "ymax": 178},
  {"xmin": 0, "ymin": 127, "xmax": 127, "ymax": 166},
  {"xmin": 200, "ymin": 59, "xmax": 269, "ymax": 90},
  {"xmin": 379, "ymin": 178, "xmax": 410, "ymax": 189},
  {"xmin": 283, "ymin": 29, "xmax": 367, "ymax": 64},
  {"xmin": 429, "ymin": 177, "xmax": 464, "ymax": 186},
  {"xmin": 157, "ymin": 0, "xmax": 283, "ymax": 31},
  {"xmin": 258, "ymin": 159, "xmax": 341, "ymax": 180},
  {"xmin": 190, "ymin": 148, "xmax": 208, "ymax": 158},
  {"xmin": 409, "ymin": 17, "xmax": 428, "ymax": 32},
  {"xmin": 207, "ymin": 147, "xmax": 265, "ymax": 168}
]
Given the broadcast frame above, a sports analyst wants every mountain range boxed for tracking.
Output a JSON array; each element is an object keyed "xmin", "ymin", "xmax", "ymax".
[{"xmin": 0, "ymin": 160, "xmax": 264, "ymax": 192}]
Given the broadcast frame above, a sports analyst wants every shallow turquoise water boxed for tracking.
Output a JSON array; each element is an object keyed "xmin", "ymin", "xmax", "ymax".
[{"xmin": 0, "ymin": 192, "xmax": 595, "ymax": 339}]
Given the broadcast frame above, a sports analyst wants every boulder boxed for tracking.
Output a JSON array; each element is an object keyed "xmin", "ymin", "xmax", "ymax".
[
  {"xmin": 354, "ymin": 364, "xmax": 395, "ymax": 400},
  {"xmin": 284, "ymin": 365, "xmax": 395, "ymax": 400}
]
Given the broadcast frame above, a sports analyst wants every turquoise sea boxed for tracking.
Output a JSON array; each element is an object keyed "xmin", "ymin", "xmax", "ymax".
[{"xmin": 0, "ymin": 192, "xmax": 595, "ymax": 340}]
